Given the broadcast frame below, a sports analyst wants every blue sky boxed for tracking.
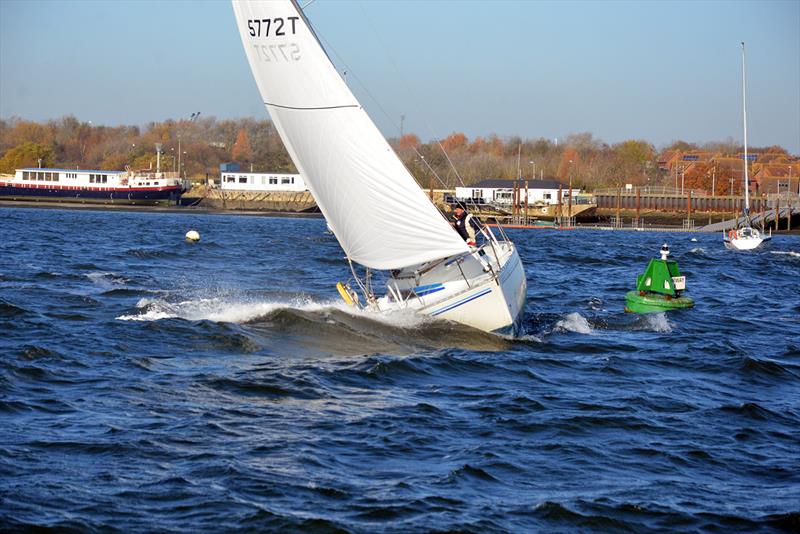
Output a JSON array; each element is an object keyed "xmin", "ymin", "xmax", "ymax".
[{"xmin": 1, "ymin": 0, "xmax": 798, "ymax": 153}]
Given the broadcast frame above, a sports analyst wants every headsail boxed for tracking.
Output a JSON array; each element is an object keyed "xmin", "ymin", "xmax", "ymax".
[{"xmin": 231, "ymin": 0, "xmax": 469, "ymax": 270}]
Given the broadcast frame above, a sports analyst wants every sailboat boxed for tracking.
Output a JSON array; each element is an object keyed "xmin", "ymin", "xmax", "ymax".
[
  {"xmin": 231, "ymin": 0, "xmax": 527, "ymax": 335},
  {"xmin": 724, "ymin": 42, "xmax": 771, "ymax": 251}
]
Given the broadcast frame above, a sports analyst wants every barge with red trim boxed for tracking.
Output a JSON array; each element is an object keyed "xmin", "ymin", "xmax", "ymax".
[{"xmin": 0, "ymin": 168, "xmax": 189, "ymax": 205}]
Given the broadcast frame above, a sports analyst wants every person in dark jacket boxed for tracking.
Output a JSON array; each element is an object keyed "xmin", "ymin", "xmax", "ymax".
[
  {"xmin": 452, "ymin": 205, "xmax": 492, "ymax": 272},
  {"xmin": 452, "ymin": 205, "xmax": 483, "ymax": 246}
]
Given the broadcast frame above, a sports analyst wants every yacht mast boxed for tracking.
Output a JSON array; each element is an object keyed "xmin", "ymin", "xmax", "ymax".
[{"xmin": 741, "ymin": 42, "xmax": 750, "ymax": 218}]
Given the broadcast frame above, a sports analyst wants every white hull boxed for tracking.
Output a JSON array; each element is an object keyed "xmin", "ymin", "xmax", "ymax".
[
  {"xmin": 723, "ymin": 227, "xmax": 771, "ymax": 250},
  {"xmin": 374, "ymin": 241, "xmax": 526, "ymax": 336}
]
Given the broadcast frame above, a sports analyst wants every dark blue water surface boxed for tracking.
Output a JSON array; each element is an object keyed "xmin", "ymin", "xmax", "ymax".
[{"xmin": 1, "ymin": 206, "xmax": 799, "ymax": 532}]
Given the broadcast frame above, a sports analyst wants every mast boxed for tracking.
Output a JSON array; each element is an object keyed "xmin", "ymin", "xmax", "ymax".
[{"xmin": 741, "ymin": 42, "xmax": 750, "ymax": 219}]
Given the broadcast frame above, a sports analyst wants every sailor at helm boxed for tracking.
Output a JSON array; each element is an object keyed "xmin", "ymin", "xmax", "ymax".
[
  {"xmin": 452, "ymin": 204, "xmax": 483, "ymax": 246},
  {"xmin": 452, "ymin": 204, "xmax": 491, "ymax": 272}
]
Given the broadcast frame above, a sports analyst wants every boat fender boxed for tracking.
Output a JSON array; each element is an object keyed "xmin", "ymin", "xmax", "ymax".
[
  {"xmin": 728, "ymin": 230, "xmax": 736, "ymax": 240},
  {"xmin": 336, "ymin": 282, "xmax": 358, "ymax": 307}
]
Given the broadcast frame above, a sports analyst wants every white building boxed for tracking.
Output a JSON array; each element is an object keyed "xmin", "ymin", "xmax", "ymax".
[
  {"xmin": 455, "ymin": 178, "xmax": 580, "ymax": 206},
  {"xmin": 220, "ymin": 172, "xmax": 307, "ymax": 192}
]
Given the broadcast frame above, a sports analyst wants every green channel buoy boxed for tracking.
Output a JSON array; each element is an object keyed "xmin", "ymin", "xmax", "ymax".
[{"xmin": 625, "ymin": 244, "xmax": 694, "ymax": 314}]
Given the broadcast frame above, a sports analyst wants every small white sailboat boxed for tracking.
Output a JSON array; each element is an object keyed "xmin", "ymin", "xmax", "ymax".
[
  {"xmin": 724, "ymin": 42, "xmax": 771, "ymax": 251},
  {"xmin": 231, "ymin": 0, "xmax": 526, "ymax": 335}
]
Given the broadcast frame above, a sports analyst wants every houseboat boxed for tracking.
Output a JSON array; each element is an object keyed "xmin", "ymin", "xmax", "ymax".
[{"xmin": 0, "ymin": 168, "xmax": 188, "ymax": 205}]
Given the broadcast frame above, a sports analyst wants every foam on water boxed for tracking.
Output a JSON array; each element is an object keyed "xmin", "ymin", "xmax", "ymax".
[
  {"xmin": 117, "ymin": 293, "xmax": 433, "ymax": 330},
  {"xmin": 554, "ymin": 312, "xmax": 593, "ymax": 334},
  {"xmin": 85, "ymin": 271, "xmax": 128, "ymax": 288},
  {"xmin": 640, "ymin": 312, "xmax": 673, "ymax": 333},
  {"xmin": 770, "ymin": 250, "xmax": 800, "ymax": 258}
]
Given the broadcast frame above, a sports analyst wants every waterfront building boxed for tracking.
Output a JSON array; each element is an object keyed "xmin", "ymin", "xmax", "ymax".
[
  {"xmin": 454, "ymin": 178, "xmax": 580, "ymax": 206},
  {"xmin": 219, "ymin": 172, "xmax": 307, "ymax": 192}
]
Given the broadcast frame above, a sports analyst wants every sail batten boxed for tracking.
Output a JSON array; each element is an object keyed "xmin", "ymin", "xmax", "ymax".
[{"xmin": 232, "ymin": 0, "xmax": 469, "ymax": 270}]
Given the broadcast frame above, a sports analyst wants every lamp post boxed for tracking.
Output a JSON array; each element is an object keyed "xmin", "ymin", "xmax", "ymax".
[
  {"xmin": 177, "ymin": 112, "xmax": 201, "ymax": 180},
  {"xmin": 568, "ymin": 159, "xmax": 573, "ymax": 222},
  {"xmin": 712, "ymin": 165, "xmax": 716, "ymax": 196},
  {"xmin": 155, "ymin": 143, "xmax": 162, "ymax": 174},
  {"xmin": 529, "ymin": 160, "xmax": 536, "ymax": 181},
  {"xmin": 681, "ymin": 166, "xmax": 685, "ymax": 195}
]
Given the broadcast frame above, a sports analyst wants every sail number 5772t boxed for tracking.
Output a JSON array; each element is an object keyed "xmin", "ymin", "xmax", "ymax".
[{"xmin": 247, "ymin": 17, "xmax": 299, "ymax": 37}]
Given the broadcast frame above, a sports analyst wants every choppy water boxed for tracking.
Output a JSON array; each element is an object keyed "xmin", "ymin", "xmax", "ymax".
[{"xmin": 1, "ymin": 206, "xmax": 799, "ymax": 532}]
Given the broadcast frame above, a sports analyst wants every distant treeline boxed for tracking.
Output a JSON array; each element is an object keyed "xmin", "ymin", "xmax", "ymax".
[{"xmin": 0, "ymin": 115, "xmax": 793, "ymax": 191}]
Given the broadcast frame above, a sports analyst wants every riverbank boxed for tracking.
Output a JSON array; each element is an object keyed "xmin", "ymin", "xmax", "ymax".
[{"xmin": 0, "ymin": 200, "xmax": 324, "ymax": 218}]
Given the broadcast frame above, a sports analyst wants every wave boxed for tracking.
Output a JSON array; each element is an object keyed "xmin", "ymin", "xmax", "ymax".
[
  {"xmin": 554, "ymin": 312, "xmax": 594, "ymax": 334},
  {"xmin": 116, "ymin": 295, "xmax": 369, "ymax": 324},
  {"xmin": 770, "ymin": 250, "xmax": 800, "ymax": 258},
  {"xmin": 85, "ymin": 271, "xmax": 130, "ymax": 288},
  {"xmin": 0, "ymin": 299, "xmax": 31, "ymax": 318},
  {"xmin": 126, "ymin": 247, "xmax": 179, "ymax": 259},
  {"xmin": 115, "ymin": 293, "xmax": 509, "ymax": 353},
  {"xmin": 632, "ymin": 312, "xmax": 673, "ymax": 333}
]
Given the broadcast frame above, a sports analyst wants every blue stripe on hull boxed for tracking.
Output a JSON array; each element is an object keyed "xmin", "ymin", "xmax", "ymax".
[
  {"xmin": 0, "ymin": 186, "xmax": 182, "ymax": 203},
  {"xmin": 430, "ymin": 287, "xmax": 492, "ymax": 317}
]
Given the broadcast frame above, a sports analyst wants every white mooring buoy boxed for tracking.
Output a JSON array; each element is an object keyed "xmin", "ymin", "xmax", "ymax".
[{"xmin": 185, "ymin": 230, "xmax": 200, "ymax": 242}]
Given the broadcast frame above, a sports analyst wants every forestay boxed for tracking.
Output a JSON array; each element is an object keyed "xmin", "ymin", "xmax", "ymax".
[{"xmin": 231, "ymin": 0, "xmax": 469, "ymax": 270}]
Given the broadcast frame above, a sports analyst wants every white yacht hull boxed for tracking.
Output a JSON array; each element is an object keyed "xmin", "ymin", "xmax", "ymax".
[
  {"xmin": 373, "ymin": 241, "xmax": 527, "ymax": 336},
  {"xmin": 723, "ymin": 227, "xmax": 771, "ymax": 250}
]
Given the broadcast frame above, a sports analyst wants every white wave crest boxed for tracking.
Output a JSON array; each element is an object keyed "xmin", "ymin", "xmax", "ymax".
[
  {"xmin": 770, "ymin": 250, "xmax": 800, "ymax": 258},
  {"xmin": 116, "ymin": 294, "xmax": 432, "ymax": 329},
  {"xmin": 641, "ymin": 312, "xmax": 673, "ymax": 333},
  {"xmin": 117, "ymin": 295, "xmax": 327, "ymax": 323},
  {"xmin": 555, "ymin": 312, "xmax": 593, "ymax": 334},
  {"xmin": 689, "ymin": 247, "xmax": 705, "ymax": 253},
  {"xmin": 86, "ymin": 271, "xmax": 128, "ymax": 288}
]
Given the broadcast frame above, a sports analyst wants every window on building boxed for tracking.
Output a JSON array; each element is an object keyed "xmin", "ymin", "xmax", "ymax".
[
  {"xmin": 281, "ymin": 177, "xmax": 291, "ymax": 184},
  {"xmin": 238, "ymin": 176, "xmax": 247, "ymax": 183},
  {"xmin": 90, "ymin": 175, "xmax": 95, "ymax": 183},
  {"xmin": 544, "ymin": 193, "xmax": 552, "ymax": 200},
  {"xmin": 23, "ymin": 172, "xmax": 30, "ymax": 180},
  {"xmin": 269, "ymin": 178, "xmax": 278, "ymax": 185},
  {"xmin": 261, "ymin": 177, "xmax": 266, "ymax": 185},
  {"xmin": 472, "ymin": 189, "xmax": 481, "ymax": 198}
]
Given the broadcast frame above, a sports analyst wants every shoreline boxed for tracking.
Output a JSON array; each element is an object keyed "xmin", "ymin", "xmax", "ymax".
[
  {"xmin": 0, "ymin": 200, "xmax": 325, "ymax": 219},
  {"xmin": 2, "ymin": 200, "xmax": 797, "ymax": 234}
]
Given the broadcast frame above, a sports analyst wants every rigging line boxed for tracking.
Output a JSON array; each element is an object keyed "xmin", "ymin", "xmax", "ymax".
[
  {"xmin": 354, "ymin": 1, "xmax": 467, "ymax": 189},
  {"xmin": 300, "ymin": 0, "xmax": 317, "ymax": 9}
]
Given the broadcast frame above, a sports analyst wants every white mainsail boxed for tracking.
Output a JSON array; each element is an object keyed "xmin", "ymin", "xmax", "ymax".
[{"xmin": 231, "ymin": 0, "xmax": 469, "ymax": 270}]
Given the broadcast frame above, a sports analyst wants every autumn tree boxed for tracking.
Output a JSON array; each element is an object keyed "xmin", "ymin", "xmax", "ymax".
[
  {"xmin": 231, "ymin": 129, "xmax": 253, "ymax": 163},
  {"xmin": 398, "ymin": 133, "xmax": 421, "ymax": 151},
  {"xmin": 441, "ymin": 132, "xmax": 467, "ymax": 152},
  {"xmin": 557, "ymin": 146, "xmax": 579, "ymax": 181},
  {"xmin": 611, "ymin": 140, "xmax": 655, "ymax": 186},
  {"xmin": 0, "ymin": 142, "xmax": 54, "ymax": 174}
]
